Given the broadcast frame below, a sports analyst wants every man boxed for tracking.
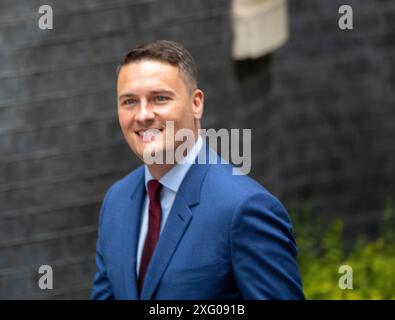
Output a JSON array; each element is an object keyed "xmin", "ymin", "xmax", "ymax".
[{"xmin": 91, "ymin": 40, "xmax": 304, "ymax": 300}]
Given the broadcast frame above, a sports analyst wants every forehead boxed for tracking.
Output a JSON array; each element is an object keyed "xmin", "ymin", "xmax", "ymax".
[{"xmin": 117, "ymin": 60, "xmax": 184, "ymax": 94}]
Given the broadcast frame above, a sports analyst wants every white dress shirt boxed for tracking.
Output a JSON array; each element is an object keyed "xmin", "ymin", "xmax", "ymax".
[{"xmin": 136, "ymin": 136, "xmax": 203, "ymax": 275}]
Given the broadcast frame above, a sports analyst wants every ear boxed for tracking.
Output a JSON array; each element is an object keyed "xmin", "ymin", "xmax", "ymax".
[{"xmin": 191, "ymin": 89, "xmax": 204, "ymax": 120}]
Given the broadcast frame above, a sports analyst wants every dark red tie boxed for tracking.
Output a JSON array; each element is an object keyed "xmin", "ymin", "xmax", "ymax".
[{"xmin": 138, "ymin": 179, "xmax": 162, "ymax": 292}]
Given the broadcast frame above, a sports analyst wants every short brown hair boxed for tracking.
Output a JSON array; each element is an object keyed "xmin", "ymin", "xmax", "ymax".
[{"xmin": 117, "ymin": 40, "xmax": 198, "ymax": 90}]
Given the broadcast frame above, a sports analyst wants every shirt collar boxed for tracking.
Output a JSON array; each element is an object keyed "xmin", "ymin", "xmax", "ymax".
[{"xmin": 144, "ymin": 135, "xmax": 203, "ymax": 193}]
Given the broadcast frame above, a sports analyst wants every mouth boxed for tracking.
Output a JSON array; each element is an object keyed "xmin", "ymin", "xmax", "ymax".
[{"xmin": 135, "ymin": 128, "xmax": 164, "ymax": 142}]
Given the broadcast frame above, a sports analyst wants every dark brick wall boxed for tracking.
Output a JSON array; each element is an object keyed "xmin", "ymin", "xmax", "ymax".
[
  {"xmin": 0, "ymin": 0, "xmax": 394, "ymax": 299},
  {"xmin": 240, "ymin": 0, "xmax": 395, "ymax": 241}
]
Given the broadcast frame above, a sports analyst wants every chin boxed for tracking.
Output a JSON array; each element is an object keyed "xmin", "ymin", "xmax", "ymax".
[{"xmin": 138, "ymin": 143, "xmax": 168, "ymax": 164}]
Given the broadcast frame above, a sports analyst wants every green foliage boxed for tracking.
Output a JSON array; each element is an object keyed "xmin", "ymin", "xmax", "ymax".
[{"xmin": 291, "ymin": 200, "xmax": 395, "ymax": 299}]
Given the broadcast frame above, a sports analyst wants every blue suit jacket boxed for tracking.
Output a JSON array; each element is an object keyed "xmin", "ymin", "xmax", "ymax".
[{"xmin": 91, "ymin": 150, "xmax": 304, "ymax": 300}]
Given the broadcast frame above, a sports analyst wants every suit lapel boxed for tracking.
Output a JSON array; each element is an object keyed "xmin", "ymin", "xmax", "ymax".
[
  {"xmin": 123, "ymin": 169, "xmax": 145, "ymax": 300},
  {"xmin": 140, "ymin": 157, "xmax": 210, "ymax": 300}
]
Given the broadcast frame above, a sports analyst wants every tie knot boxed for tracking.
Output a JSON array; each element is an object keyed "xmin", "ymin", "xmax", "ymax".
[{"xmin": 147, "ymin": 179, "xmax": 162, "ymax": 202}]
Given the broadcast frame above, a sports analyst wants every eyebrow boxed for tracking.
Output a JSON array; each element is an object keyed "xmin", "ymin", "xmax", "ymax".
[
  {"xmin": 118, "ymin": 89, "xmax": 176, "ymax": 101},
  {"xmin": 151, "ymin": 89, "xmax": 176, "ymax": 96}
]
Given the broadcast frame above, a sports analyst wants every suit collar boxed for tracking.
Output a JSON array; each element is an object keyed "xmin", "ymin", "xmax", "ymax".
[{"xmin": 173, "ymin": 141, "xmax": 213, "ymax": 207}]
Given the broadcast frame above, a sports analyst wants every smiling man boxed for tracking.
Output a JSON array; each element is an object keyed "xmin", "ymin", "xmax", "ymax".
[
  {"xmin": 117, "ymin": 49, "xmax": 203, "ymax": 175},
  {"xmin": 91, "ymin": 40, "xmax": 304, "ymax": 300}
]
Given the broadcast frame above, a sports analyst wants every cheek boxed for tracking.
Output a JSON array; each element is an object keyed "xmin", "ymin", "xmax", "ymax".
[
  {"xmin": 176, "ymin": 107, "xmax": 195, "ymax": 126},
  {"xmin": 165, "ymin": 102, "xmax": 192, "ymax": 123},
  {"xmin": 118, "ymin": 110, "xmax": 133, "ymax": 128}
]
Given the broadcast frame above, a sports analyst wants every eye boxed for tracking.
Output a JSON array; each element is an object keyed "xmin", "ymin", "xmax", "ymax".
[
  {"xmin": 154, "ymin": 96, "xmax": 169, "ymax": 103},
  {"xmin": 124, "ymin": 98, "xmax": 137, "ymax": 106}
]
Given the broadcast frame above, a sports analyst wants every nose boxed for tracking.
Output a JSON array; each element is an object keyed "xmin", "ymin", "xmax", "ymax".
[{"xmin": 135, "ymin": 100, "xmax": 155, "ymax": 124}]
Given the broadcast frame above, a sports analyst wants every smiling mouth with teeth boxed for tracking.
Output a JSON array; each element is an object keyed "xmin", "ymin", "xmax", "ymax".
[{"xmin": 137, "ymin": 128, "xmax": 163, "ymax": 142}]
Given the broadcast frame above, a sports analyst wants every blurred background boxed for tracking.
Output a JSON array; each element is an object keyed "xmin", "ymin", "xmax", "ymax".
[{"xmin": 0, "ymin": 0, "xmax": 394, "ymax": 299}]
